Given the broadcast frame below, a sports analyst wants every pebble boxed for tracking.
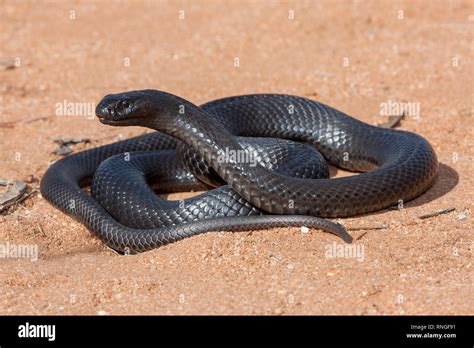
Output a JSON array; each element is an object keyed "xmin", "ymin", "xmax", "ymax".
[{"xmin": 456, "ymin": 208, "xmax": 470, "ymax": 221}]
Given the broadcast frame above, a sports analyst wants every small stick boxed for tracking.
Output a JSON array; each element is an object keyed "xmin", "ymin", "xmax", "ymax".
[
  {"xmin": 356, "ymin": 232, "xmax": 368, "ymax": 240},
  {"xmin": 1, "ymin": 189, "xmax": 38, "ymax": 213},
  {"xmin": 418, "ymin": 207, "xmax": 455, "ymax": 220},
  {"xmin": 8, "ymin": 212, "xmax": 30, "ymax": 219},
  {"xmin": 347, "ymin": 224, "xmax": 388, "ymax": 231},
  {"xmin": 377, "ymin": 114, "xmax": 405, "ymax": 128},
  {"xmin": 23, "ymin": 116, "xmax": 51, "ymax": 124},
  {"xmin": 0, "ymin": 115, "xmax": 51, "ymax": 128},
  {"xmin": 15, "ymin": 189, "xmax": 38, "ymax": 204},
  {"xmin": 36, "ymin": 223, "xmax": 47, "ymax": 237}
]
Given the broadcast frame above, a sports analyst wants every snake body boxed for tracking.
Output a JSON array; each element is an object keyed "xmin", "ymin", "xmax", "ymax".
[
  {"xmin": 91, "ymin": 137, "xmax": 330, "ymax": 229},
  {"xmin": 40, "ymin": 90, "xmax": 438, "ymax": 253}
]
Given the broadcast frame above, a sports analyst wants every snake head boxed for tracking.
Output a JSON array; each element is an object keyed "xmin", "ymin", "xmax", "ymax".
[
  {"xmin": 96, "ymin": 90, "xmax": 162, "ymax": 127},
  {"xmin": 96, "ymin": 89, "xmax": 200, "ymax": 135}
]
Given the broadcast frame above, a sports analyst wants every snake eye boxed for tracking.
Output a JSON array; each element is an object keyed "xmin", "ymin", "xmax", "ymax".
[{"xmin": 121, "ymin": 101, "xmax": 130, "ymax": 108}]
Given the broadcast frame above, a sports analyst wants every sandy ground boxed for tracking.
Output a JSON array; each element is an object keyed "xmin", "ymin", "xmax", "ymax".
[{"xmin": 0, "ymin": 0, "xmax": 472, "ymax": 315}]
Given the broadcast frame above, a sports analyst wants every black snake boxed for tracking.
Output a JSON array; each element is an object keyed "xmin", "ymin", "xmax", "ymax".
[{"xmin": 40, "ymin": 90, "xmax": 438, "ymax": 253}]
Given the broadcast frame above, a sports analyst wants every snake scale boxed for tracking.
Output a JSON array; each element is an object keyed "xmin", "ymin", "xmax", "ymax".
[{"xmin": 40, "ymin": 90, "xmax": 438, "ymax": 253}]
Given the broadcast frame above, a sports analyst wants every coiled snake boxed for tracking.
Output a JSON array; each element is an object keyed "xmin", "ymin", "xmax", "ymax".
[{"xmin": 40, "ymin": 90, "xmax": 438, "ymax": 253}]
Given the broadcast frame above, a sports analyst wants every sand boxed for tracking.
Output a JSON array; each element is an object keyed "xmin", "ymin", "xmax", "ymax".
[{"xmin": 0, "ymin": 0, "xmax": 472, "ymax": 315}]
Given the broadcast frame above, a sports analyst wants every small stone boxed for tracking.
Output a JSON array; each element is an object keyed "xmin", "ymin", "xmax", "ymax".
[
  {"xmin": 300, "ymin": 226, "xmax": 310, "ymax": 234},
  {"xmin": 456, "ymin": 208, "xmax": 469, "ymax": 221}
]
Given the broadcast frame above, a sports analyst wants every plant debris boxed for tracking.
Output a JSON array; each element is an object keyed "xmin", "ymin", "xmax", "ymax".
[
  {"xmin": 0, "ymin": 181, "xmax": 28, "ymax": 212},
  {"xmin": 52, "ymin": 146, "xmax": 74, "ymax": 156},
  {"xmin": 356, "ymin": 232, "xmax": 368, "ymax": 240},
  {"xmin": 377, "ymin": 114, "xmax": 405, "ymax": 128},
  {"xmin": 418, "ymin": 207, "xmax": 456, "ymax": 220},
  {"xmin": 51, "ymin": 137, "xmax": 91, "ymax": 156},
  {"xmin": 348, "ymin": 224, "xmax": 388, "ymax": 231},
  {"xmin": 0, "ymin": 58, "xmax": 16, "ymax": 70},
  {"xmin": 0, "ymin": 115, "xmax": 52, "ymax": 129}
]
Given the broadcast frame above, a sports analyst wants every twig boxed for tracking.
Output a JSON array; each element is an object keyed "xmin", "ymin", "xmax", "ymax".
[
  {"xmin": 36, "ymin": 223, "xmax": 47, "ymax": 237},
  {"xmin": 0, "ymin": 115, "xmax": 51, "ymax": 128},
  {"xmin": 51, "ymin": 137, "xmax": 91, "ymax": 156},
  {"xmin": 377, "ymin": 114, "xmax": 405, "ymax": 128},
  {"xmin": 347, "ymin": 224, "xmax": 388, "ymax": 231},
  {"xmin": 23, "ymin": 116, "xmax": 51, "ymax": 124},
  {"xmin": 345, "ymin": 224, "xmax": 389, "ymax": 241},
  {"xmin": 8, "ymin": 212, "xmax": 30, "ymax": 219},
  {"xmin": 15, "ymin": 189, "xmax": 38, "ymax": 204},
  {"xmin": 0, "ymin": 189, "xmax": 38, "ymax": 213},
  {"xmin": 52, "ymin": 137, "xmax": 91, "ymax": 146},
  {"xmin": 356, "ymin": 232, "xmax": 368, "ymax": 240},
  {"xmin": 418, "ymin": 207, "xmax": 455, "ymax": 220}
]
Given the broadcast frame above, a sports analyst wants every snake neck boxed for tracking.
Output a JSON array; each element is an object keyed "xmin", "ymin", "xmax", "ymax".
[{"xmin": 146, "ymin": 98, "xmax": 261, "ymax": 186}]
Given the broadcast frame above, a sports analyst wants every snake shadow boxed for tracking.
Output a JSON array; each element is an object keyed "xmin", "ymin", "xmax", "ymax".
[
  {"xmin": 403, "ymin": 162, "xmax": 459, "ymax": 208},
  {"xmin": 330, "ymin": 162, "xmax": 459, "ymax": 214}
]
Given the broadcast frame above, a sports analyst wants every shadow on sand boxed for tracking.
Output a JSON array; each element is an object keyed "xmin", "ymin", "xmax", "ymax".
[
  {"xmin": 404, "ymin": 162, "xmax": 459, "ymax": 208},
  {"xmin": 330, "ymin": 162, "xmax": 459, "ymax": 216}
]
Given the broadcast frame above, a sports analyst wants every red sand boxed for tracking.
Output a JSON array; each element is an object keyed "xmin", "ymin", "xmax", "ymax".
[{"xmin": 0, "ymin": 0, "xmax": 472, "ymax": 314}]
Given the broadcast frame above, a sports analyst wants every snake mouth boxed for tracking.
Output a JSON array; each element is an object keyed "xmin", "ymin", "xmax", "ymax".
[
  {"xmin": 97, "ymin": 115, "xmax": 119, "ymax": 125},
  {"xmin": 97, "ymin": 115, "xmax": 149, "ymax": 127}
]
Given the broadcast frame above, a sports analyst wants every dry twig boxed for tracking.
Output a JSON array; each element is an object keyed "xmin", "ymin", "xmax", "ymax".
[{"xmin": 419, "ymin": 207, "xmax": 456, "ymax": 220}]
